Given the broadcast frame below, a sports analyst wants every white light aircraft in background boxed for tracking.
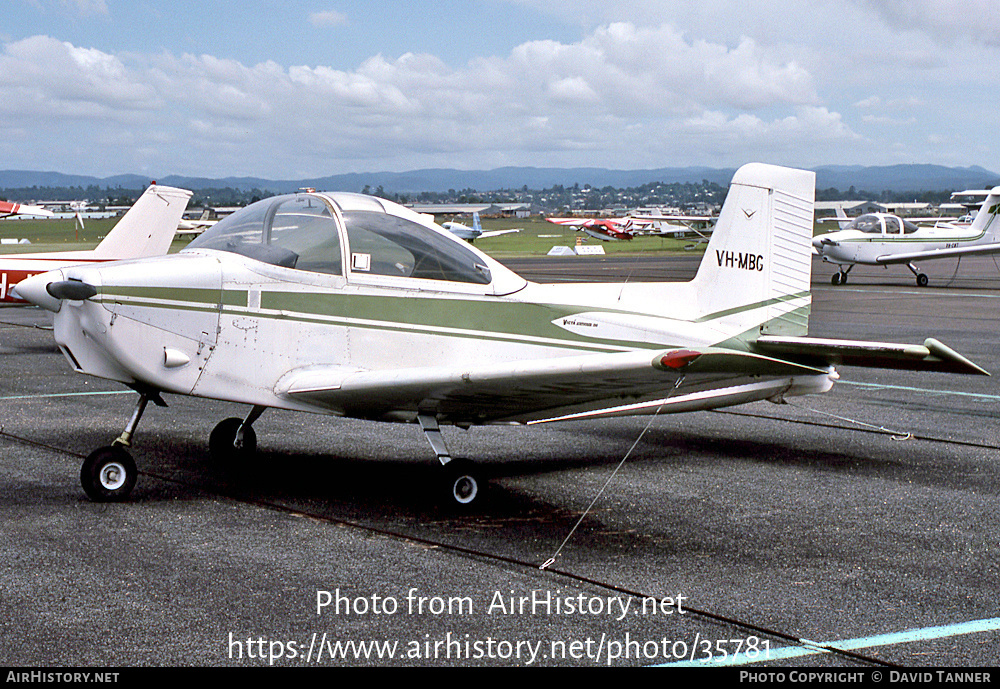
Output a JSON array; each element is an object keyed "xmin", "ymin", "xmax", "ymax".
[
  {"xmin": 2, "ymin": 185, "xmax": 191, "ymax": 304},
  {"xmin": 442, "ymin": 212, "xmax": 520, "ymax": 242},
  {"xmin": 16, "ymin": 164, "xmax": 987, "ymax": 506},
  {"xmin": 813, "ymin": 192, "xmax": 1000, "ymax": 286},
  {"xmin": 627, "ymin": 211, "xmax": 717, "ymax": 246},
  {"xmin": 176, "ymin": 209, "xmax": 218, "ymax": 236}
]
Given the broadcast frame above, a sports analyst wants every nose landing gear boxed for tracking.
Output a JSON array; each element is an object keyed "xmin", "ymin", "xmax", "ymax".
[
  {"xmin": 831, "ymin": 265, "xmax": 853, "ymax": 285},
  {"xmin": 79, "ymin": 391, "xmax": 166, "ymax": 502}
]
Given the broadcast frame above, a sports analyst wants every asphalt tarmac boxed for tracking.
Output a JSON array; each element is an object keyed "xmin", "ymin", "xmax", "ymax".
[{"xmin": 1, "ymin": 254, "xmax": 998, "ymax": 668}]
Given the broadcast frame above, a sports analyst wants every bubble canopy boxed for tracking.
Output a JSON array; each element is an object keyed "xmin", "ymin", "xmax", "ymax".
[{"xmin": 185, "ymin": 192, "xmax": 501, "ymax": 286}]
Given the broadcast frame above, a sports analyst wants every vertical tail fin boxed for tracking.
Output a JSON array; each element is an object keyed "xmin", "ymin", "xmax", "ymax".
[
  {"xmin": 835, "ymin": 205, "xmax": 850, "ymax": 229},
  {"xmin": 93, "ymin": 185, "xmax": 193, "ymax": 259},
  {"xmin": 691, "ymin": 163, "xmax": 815, "ymax": 339},
  {"xmin": 969, "ymin": 187, "xmax": 1000, "ymax": 239},
  {"xmin": 472, "ymin": 211, "xmax": 482, "ymax": 233}
]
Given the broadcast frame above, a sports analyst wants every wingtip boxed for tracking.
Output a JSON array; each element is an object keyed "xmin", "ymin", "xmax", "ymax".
[{"xmin": 923, "ymin": 338, "xmax": 991, "ymax": 376}]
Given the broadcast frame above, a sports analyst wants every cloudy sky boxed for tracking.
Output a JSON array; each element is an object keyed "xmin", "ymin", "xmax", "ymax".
[{"xmin": 2, "ymin": 0, "xmax": 998, "ymax": 179}]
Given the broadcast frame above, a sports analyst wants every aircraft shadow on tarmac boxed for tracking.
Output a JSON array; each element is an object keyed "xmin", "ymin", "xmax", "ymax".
[{"xmin": 44, "ymin": 414, "xmax": 919, "ymax": 505}]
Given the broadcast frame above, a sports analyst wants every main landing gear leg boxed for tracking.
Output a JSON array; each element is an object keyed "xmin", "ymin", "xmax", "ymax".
[
  {"xmin": 418, "ymin": 414, "xmax": 483, "ymax": 508},
  {"xmin": 80, "ymin": 391, "xmax": 165, "ymax": 502},
  {"xmin": 210, "ymin": 405, "xmax": 265, "ymax": 466},
  {"xmin": 906, "ymin": 262, "xmax": 929, "ymax": 287}
]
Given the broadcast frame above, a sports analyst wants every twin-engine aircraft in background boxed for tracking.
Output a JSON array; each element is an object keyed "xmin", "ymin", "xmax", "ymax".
[
  {"xmin": 442, "ymin": 212, "xmax": 520, "ymax": 242},
  {"xmin": 1, "ymin": 201, "xmax": 54, "ymax": 219},
  {"xmin": 2, "ymin": 185, "xmax": 192, "ymax": 304},
  {"xmin": 546, "ymin": 216, "xmax": 634, "ymax": 241},
  {"xmin": 548, "ymin": 212, "xmax": 715, "ymax": 244},
  {"xmin": 813, "ymin": 191, "xmax": 1000, "ymax": 286},
  {"xmin": 16, "ymin": 164, "xmax": 988, "ymax": 506}
]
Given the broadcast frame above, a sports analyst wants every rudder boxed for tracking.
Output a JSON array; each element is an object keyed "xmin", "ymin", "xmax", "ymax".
[{"xmin": 691, "ymin": 163, "xmax": 815, "ymax": 340}]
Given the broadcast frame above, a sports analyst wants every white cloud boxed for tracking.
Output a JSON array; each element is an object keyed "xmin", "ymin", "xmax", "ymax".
[
  {"xmin": 0, "ymin": 23, "xmax": 868, "ymax": 175},
  {"xmin": 861, "ymin": 0, "xmax": 1000, "ymax": 46},
  {"xmin": 60, "ymin": 0, "xmax": 108, "ymax": 15},
  {"xmin": 0, "ymin": 36, "xmax": 159, "ymax": 119},
  {"xmin": 308, "ymin": 10, "xmax": 349, "ymax": 28}
]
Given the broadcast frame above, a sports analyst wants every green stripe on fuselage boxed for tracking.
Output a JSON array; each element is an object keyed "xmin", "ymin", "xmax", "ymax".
[
  {"xmin": 99, "ymin": 286, "xmax": 676, "ymax": 352},
  {"xmin": 97, "ymin": 285, "xmax": 810, "ymax": 353}
]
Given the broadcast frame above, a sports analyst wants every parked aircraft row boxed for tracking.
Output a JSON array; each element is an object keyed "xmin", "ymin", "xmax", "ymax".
[{"xmin": 9, "ymin": 163, "xmax": 990, "ymax": 508}]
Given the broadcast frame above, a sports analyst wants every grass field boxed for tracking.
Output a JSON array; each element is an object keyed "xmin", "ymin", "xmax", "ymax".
[
  {"xmin": 0, "ymin": 217, "xmax": 125, "ymax": 254},
  {"xmin": 0, "ymin": 215, "xmax": 716, "ymax": 259}
]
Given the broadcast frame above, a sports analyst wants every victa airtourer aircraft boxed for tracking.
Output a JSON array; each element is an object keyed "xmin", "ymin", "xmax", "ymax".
[{"xmin": 16, "ymin": 164, "xmax": 988, "ymax": 506}]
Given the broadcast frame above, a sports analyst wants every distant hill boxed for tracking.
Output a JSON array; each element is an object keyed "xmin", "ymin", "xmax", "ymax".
[
  {"xmin": 812, "ymin": 165, "xmax": 1000, "ymax": 193},
  {"xmin": 2, "ymin": 164, "xmax": 998, "ymax": 195}
]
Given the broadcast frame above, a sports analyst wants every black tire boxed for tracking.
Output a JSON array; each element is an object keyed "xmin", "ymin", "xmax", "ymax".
[
  {"xmin": 209, "ymin": 417, "xmax": 257, "ymax": 466},
  {"xmin": 916, "ymin": 273, "xmax": 929, "ymax": 287},
  {"xmin": 831, "ymin": 273, "xmax": 841, "ymax": 285},
  {"xmin": 80, "ymin": 446, "xmax": 137, "ymax": 502},
  {"xmin": 443, "ymin": 459, "xmax": 484, "ymax": 508}
]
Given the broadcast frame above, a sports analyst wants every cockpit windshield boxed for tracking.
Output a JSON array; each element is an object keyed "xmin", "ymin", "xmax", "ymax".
[
  {"xmin": 185, "ymin": 193, "xmax": 492, "ymax": 285},
  {"xmin": 342, "ymin": 210, "xmax": 491, "ymax": 284},
  {"xmin": 845, "ymin": 215, "xmax": 883, "ymax": 234},
  {"xmin": 843, "ymin": 214, "xmax": 920, "ymax": 235},
  {"xmin": 186, "ymin": 194, "xmax": 342, "ymax": 274}
]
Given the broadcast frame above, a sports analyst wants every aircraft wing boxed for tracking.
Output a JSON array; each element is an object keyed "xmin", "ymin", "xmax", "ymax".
[
  {"xmin": 546, "ymin": 218, "xmax": 627, "ymax": 227},
  {"xmin": 0, "ymin": 201, "xmax": 53, "ymax": 218},
  {"xmin": 275, "ymin": 347, "xmax": 831, "ymax": 424},
  {"xmin": 477, "ymin": 228, "xmax": 521, "ymax": 239},
  {"xmin": 754, "ymin": 336, "xmax": 989, "ymax": 375},
  {"xmin": 874, "ymin": 243, "xmax": 1000, "ymax": 264},
  {"xmin": 630, "ymin": 214, "xmax": 714, "ymax": 223}
]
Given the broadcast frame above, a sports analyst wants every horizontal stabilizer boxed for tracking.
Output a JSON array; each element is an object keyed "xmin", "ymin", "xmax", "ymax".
[{"xmin": 754, "ymin": 336, "xmax": 989, "ymax": 375}]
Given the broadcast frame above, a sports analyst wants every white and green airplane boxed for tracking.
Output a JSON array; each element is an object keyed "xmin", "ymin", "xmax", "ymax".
[
  {"xmin": 813, "ymin": 191, "xmax": 1000, "ymax": 287},
  {"xmin": 14, "ymin": 163, "xmax": 988, "ymax": 506}
]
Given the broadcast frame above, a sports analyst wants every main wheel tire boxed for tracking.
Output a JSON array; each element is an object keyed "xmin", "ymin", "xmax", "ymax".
[
  {"xmin": 831, "ymin": 273, "xmax": 841, "ymax": 285},
  {"xmin": 443, "ymin": 459, "xmax": 484, "ymax": 508},
  {"xmin": 80, "ymin": 446, "xmax": 137, "ymax": 502},
  {"xmin": 916, "ymin": 273, "xmax": 929, "ymax": 287},
  {"xmin": 209, "ymin": 417, "xmax": 257, "ymax": 466}
]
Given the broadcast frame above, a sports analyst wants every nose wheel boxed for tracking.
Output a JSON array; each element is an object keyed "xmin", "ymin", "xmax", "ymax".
[
  {"xmin": 831, "ymin": 266, "xmax": 852, "ymax": 285},
  {"xmin": 80, "ymin": 446, "xmax": 137, "ymax": 502},
  {"xmin": 79, "ymin": 391, "xmax": 165, "ymax": 502}
]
